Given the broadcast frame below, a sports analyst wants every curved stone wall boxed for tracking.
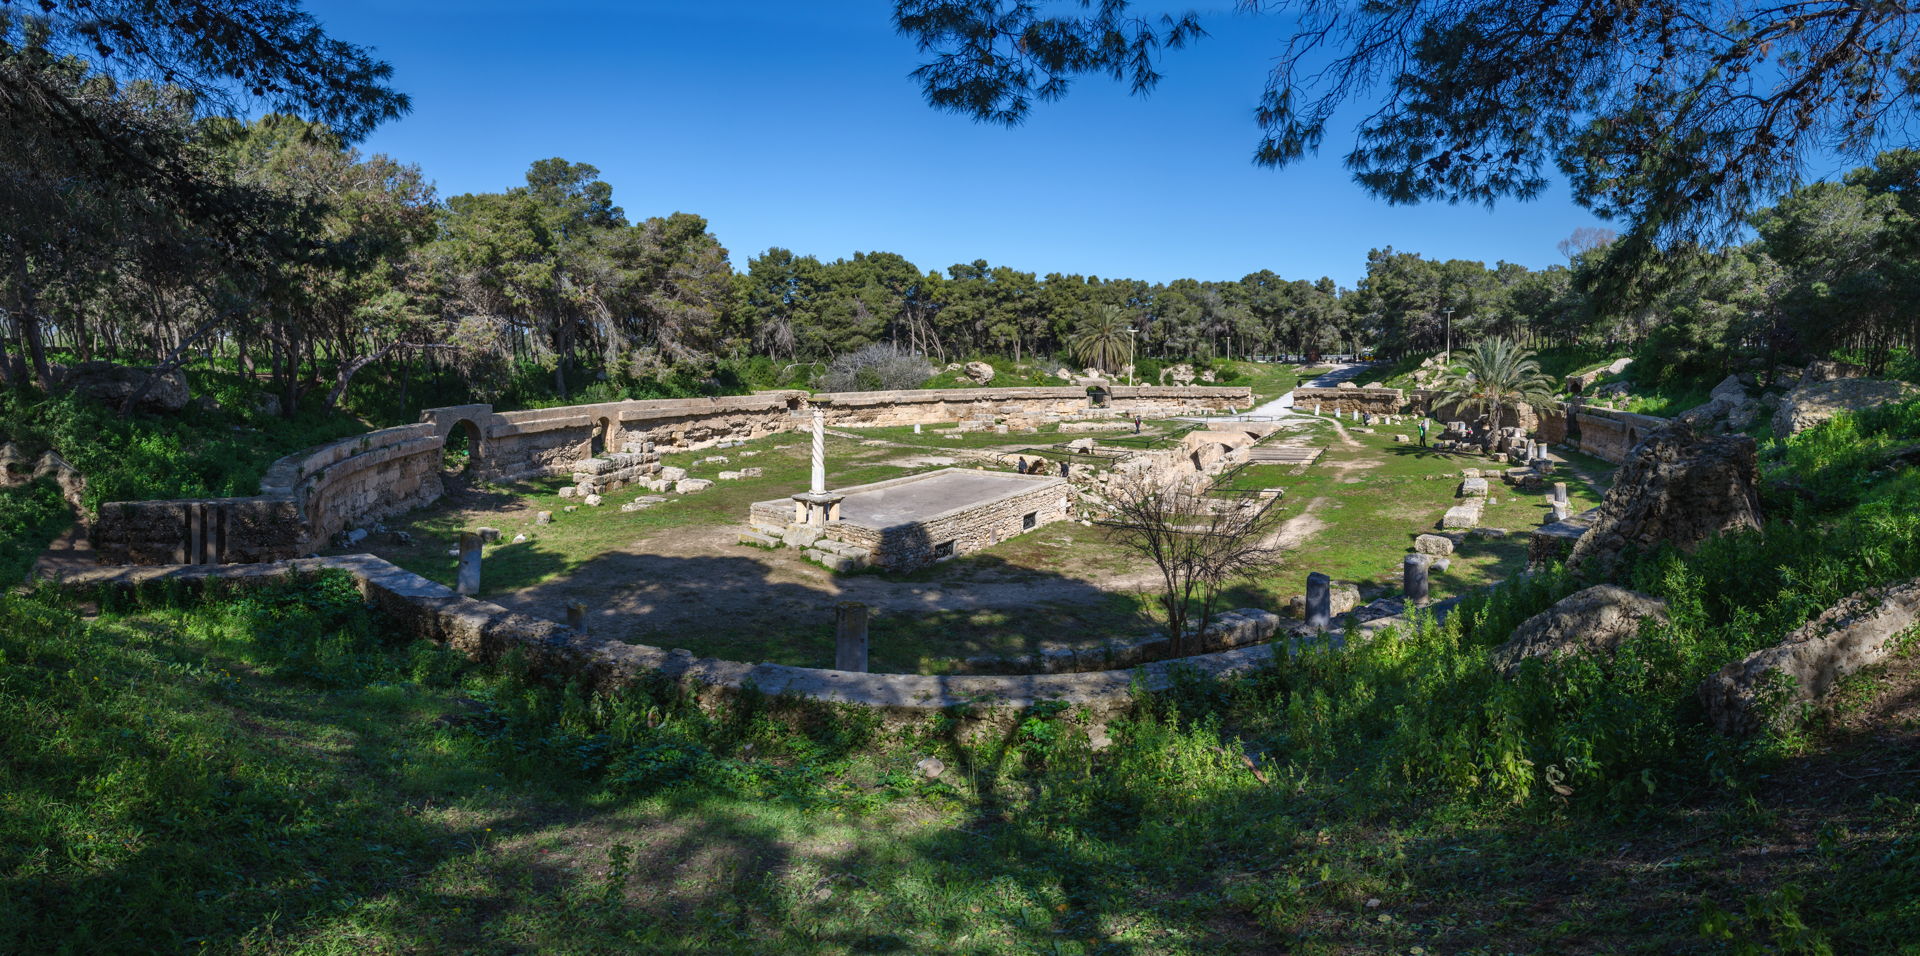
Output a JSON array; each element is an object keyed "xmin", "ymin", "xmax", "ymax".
[
  {"xmin": 88, "ymin": 385, "xmax": 1252, "ymax": 566},
  {"xmin": 55, "ymin": 554, "xmax": 1292, "ymax": 726}
]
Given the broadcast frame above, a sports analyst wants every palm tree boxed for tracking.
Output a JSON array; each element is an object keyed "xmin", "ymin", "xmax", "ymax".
[
  {"xmin": 1434, "ymin": 337, "xmax": 1559, "ymax": 442},
  {"xmin": 1069, "ymin": 305, "xmax": 1134, "ymax": 375}
]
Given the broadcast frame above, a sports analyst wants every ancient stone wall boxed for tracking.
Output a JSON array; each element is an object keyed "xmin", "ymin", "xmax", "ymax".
[
  {"xmin": 1570, "ymin": 407, "xmax": 1668, "ymax": 463},
  {"xmin": 87, "ymin": 386, "xmax": 1248, "ymax": 567},
  {"xmin": 1291, "ymin": 386, "xmax": 1405, "ymax": 416}
]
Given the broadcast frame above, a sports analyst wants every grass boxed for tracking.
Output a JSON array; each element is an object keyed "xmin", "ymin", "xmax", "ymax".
[
  {"xmin": 7, "ymin": 538, "xmax": 1919, "ymax": 952},
  {"xmin": 8, "ymin": 397, "xmax": 1920, "ymax": 954},
  {"xmin": 1256, "ymin": 420, "xmax": 1610, "ymax": 603}
]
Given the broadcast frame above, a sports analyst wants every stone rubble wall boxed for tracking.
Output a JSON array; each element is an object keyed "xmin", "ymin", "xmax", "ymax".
[
  {"xmin": 1291, "ymin": 386, "xmax": 1405, "ymax": 416},
  {"xmin": 1568, "ymin": 406, "xmax": 1670, "ymax": 463}
]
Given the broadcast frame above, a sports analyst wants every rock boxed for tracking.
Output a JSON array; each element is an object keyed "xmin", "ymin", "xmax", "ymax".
[
  {"xmin": 1161, "ymin": 363, "xmax": 1196, "ymax": 386},
  {"xmin": 345, "ymin": 527, "xmax": 370, "ymax": 544},
  {"xmin": 1289, "ymin": 582, "xmax": 1361, "ymax": 618},
  {"xmin": 738, "ymin": 467, "xmax": 763, "ymax": 478},
  {"xmin": 557, "ymin": 486, "xmax": 577, "ymax": 499},
  {"xmin": 0, "ymin": 442, "xmax": 29, "ymax": 484},
  {"xmin": 700, "ymin": 455, "xmax": 729, "ymax": 465},
  {"xmin": 1800, "ymin": 359, "xmax": 1868, "ymax": 385},
  {"xmin": 512, "ymin": 533, "xmax": 528, "ymax": 543},
  {"xmin": 675, "ymin": 478, "xmax": 713, "ymax": 494},
  {"xmin": 391, "ymin": 530, "xmax": 414, "ymax": 546},
  {"xmin": 1701, "ymin": 577, "xmax": 1920, "ymax": 736},
  {"xmin": 252, "ymin": 393, "xmax": 282, "ymax": 418},
  {"xmin": 1567, "ymin": 424, "xmax": 1762, "ymax": 579},
  {"xmin": 60, "ymin": 361, "xmax": 190, "ymax": 413},
  {"xmin": 1429, "ymin": 557, "xmax": 1451, "ymax": 572},
  {"xmin": 1413, "ymin": 533, "xmax": 1454, "ymax": 556},
  {"xmin": 535, "ymin": 511, "xmax": 553, "ymax": 525},
  {"xmin": 29, "ymin": 451, "xmax": 84, "ymax": 508},
  {"xmin": 1394, "ymin": 433, "xmax": 1409, "ymax": 443},
  {"xmin": 963, "ymin": 361, "xmax": 995, "ymax": 385},
  {"xmin": 583, "ymin": 494, "xmax": 604, "ymax": 507},
  {"xmin": 717, "ymin": 471, "xmax": 744, "ymax": 481},
  {"xmin": 659, "ymin": 465, "xmax": 688, "ymax": 482},
  {"xmin": 1491, "ymin": 585, "xmax": 1670, "ymax": 675},
  {"xmin": 475, "ymin": 526, "xmax": 501, "ymax": 542},
  {"xmin": 1771, "ymin": 378, "xmax": 1919, "ymax": 439},
  {"xmin": 564, "ymin": 505, "xmax": 579, "ymax": 513},
  {"xmin": 915, "ymin": 756, "xmax": 946, "ymax": 779}
]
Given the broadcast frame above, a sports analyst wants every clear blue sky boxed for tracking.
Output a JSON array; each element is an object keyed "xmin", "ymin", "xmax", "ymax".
[{"xmin": 303, "ymin": 1, "xmax": 1611, "ymax": 288}]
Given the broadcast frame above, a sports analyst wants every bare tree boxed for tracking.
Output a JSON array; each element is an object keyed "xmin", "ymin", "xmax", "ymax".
[{"xmin": 1100, "ymin": 471, "xmax": 1280, "ymax": 657}]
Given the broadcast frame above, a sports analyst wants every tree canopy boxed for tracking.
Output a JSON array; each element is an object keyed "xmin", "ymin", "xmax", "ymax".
[{"xmin": 894, "ymin": 1, "xmax": 1920, "ymax": 248}]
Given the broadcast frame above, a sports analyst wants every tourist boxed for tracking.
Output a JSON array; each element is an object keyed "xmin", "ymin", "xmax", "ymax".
[
  {"xmin": 1016, "ymin": 456, "xmax": 1028, "ymax": 474},
  {"xmin": 1059, "ymin": 460, "xmax": 1069, "ymax": 478},
  {"xmin": 1133, "ymin": 414, "xmax": 1142, "ymax": 434},
  {"xmin": 1418, "ymin": 418, "xmax": 1429, "ymax": 446}
]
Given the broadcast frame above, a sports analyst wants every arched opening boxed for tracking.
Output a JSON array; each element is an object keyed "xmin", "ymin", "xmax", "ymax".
[
  {"xmin": 592, "ymin": 417, "xmax": 612, "ymax": 457},
  {"xmin": 443, "ymin": 419, "xmax": 482, "ymax": 477}
]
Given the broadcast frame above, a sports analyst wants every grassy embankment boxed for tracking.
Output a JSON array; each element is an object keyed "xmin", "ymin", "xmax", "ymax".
[{"xmin": 7, "ymin": 390, "xmax": 1919, "ymax": 951}]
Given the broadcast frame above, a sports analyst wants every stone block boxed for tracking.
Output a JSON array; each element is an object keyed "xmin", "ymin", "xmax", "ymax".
[
  {"xmin": 738, "ymin": 531, "xmax": 780, "ymax": 548},
  {"xmin": 535, "ymin": 511, "xmax": 553, "ymax": 525},
  {"xmin": 674, "ymin": 478, "xmax": 713, "ymax": 494},
  {"xmin": 583, "ymin": 494, "xmax": 604, "ymax": 507},
  {"xmin": 1459, "ymin": 477, "xmax": 1489, "ymax": 497},
  {"xmin": 783, "ymin": 526, "xmax": 822, "ymax": 549},
  {"xmin": 1413, "ymin": 533, "xmax": 1454, "ymax": 556},
  {"xmin": 1440, "ymin": 502, "xmax": 1483, "ymax": 529},
  {"xmin": 476, "ymin": 526, "xmax": 501, "ymax": 542},
  {"xmin": 659, "ymin": 466, "xmax": 688, "ymax": 482}
]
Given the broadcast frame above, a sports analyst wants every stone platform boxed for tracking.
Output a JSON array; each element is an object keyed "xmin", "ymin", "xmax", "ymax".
[{"xmin": 749, "ymin": 468, "xmax": 1070, "ymax": 571}]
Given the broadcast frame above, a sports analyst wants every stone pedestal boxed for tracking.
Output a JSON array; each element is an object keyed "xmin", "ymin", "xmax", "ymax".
[
  {"xmin": 456, "ymin": 532, "xmax": 481, "ymax": 596},
  {"xmin": 566, "ymin": 602, "xmax": 587, "ymax": 633},
  {"xmin": 792, "ymin": 491, "xmax": 846, "ymax": 526},
  {"xmin": 1305, "ymin": 572, "xmax": 1332, "ymax": 631},
  {"xmin": 835, "ymin": 601, "xmax": 869, "ymax": 672}
]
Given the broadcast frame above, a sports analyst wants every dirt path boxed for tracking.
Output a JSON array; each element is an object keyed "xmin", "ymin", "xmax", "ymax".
[{"xmin": 1265, "ymin": 496, "xmax": 1330, "ymax": 552}]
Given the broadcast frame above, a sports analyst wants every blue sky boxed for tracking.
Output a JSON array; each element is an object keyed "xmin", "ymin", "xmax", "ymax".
[{"xmin": 304, "ymin": 1, "xmax": 1611, "ymax": 287}]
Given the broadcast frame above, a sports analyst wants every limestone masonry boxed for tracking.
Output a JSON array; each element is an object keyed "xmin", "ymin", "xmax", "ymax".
[{"xmin": 89, "ymin": 385, "xmax": 1249, "ymax": 566}]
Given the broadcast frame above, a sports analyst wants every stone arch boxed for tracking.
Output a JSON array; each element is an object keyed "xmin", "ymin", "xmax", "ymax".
[
  {"xmin": 443, "ymin": 418, "xmax": 483, "ymax": 475},
  {"xmin": 592, "ymin": 417, "xmax": 613, "ymax": 456}
]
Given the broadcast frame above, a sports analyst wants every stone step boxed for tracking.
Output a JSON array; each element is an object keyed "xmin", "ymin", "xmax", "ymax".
[{"xmin": 738, "ymin": 530, "xmax": 780, "ymax": 549}]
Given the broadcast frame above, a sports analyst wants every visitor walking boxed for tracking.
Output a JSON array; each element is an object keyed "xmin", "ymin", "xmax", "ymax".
[
  {"xmin": 1418, "ymin": 419, "xmax": 1429, "ymax": 446},
  {"xmin": 1016, "ymin": 456, "xmax": 1028, "ymax": 474},
  {"xmin": 1058, "ymin": 460, "xmax": 1069, "ymax": 478},
  {"xmin": 1133, "ymin": 414, "xmax": 1142, "ymax": 434}
]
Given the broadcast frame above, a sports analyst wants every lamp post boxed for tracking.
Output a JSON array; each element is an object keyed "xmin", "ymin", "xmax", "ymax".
[
  {"xmin": 1126, "ymin": 327, "xmax": 1137, "ymax": 387},
  {"xmin": 1442, "ymin": 307, "xmax": 1455, "ymax": 365}
]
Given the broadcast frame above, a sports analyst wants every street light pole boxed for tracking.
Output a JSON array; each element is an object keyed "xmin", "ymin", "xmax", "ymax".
[
  {"xmin": 1442, "ymin": 308, "xmax": 1455, "ymax": 364},
  {"xmin": 1126, "ymin": 328, "xmax": 1137, "ymax": 387}
]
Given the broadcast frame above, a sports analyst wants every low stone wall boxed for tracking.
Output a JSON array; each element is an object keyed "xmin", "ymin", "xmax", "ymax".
[
  {"xmin": 51, "ymin": 554, "xmax": 1289, "ymax": 726},
  {"xmin": 92, "ymin": 423, "xmax": 442, "ymax": 562},
  {"xmin": 1293, "ymin": 386, "xmax": 1405, "ymax": 416},
  {"xmin": 1570, "ymin": 407, "xmax": 1669, "ymax": 463},
  {"xmin": 87, "ymin": 385, "xmax": 1250, "ymax": 568}
]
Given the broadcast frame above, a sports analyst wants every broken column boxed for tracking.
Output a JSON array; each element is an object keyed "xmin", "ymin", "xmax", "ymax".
[
  {"xmin": 1305, "ymin": 572, "xmax": 1331, "ymax": 631},
  {"xmin": 566, "ymin": 602, "xmax": 587, "ymax": 633},
  {"xmin": 456, "ymin": 532, "xmax": 481, "ymax": 596},
  {"xmin": 1553, "ymin": 481, "xmax": 1568, "ymax": 506},
  {"xmin": 1404, "ymin": 554, "xmax": 1430, "ymax": 606},
  {"xmin": 835, "ymin": 601, "xmax": 869, "ymax": 672}
]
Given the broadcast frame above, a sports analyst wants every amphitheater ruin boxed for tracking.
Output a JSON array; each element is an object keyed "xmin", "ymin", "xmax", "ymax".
[{"xmin": 65, "ymin": 379, "xmax": 1657, "ymax": 723}]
